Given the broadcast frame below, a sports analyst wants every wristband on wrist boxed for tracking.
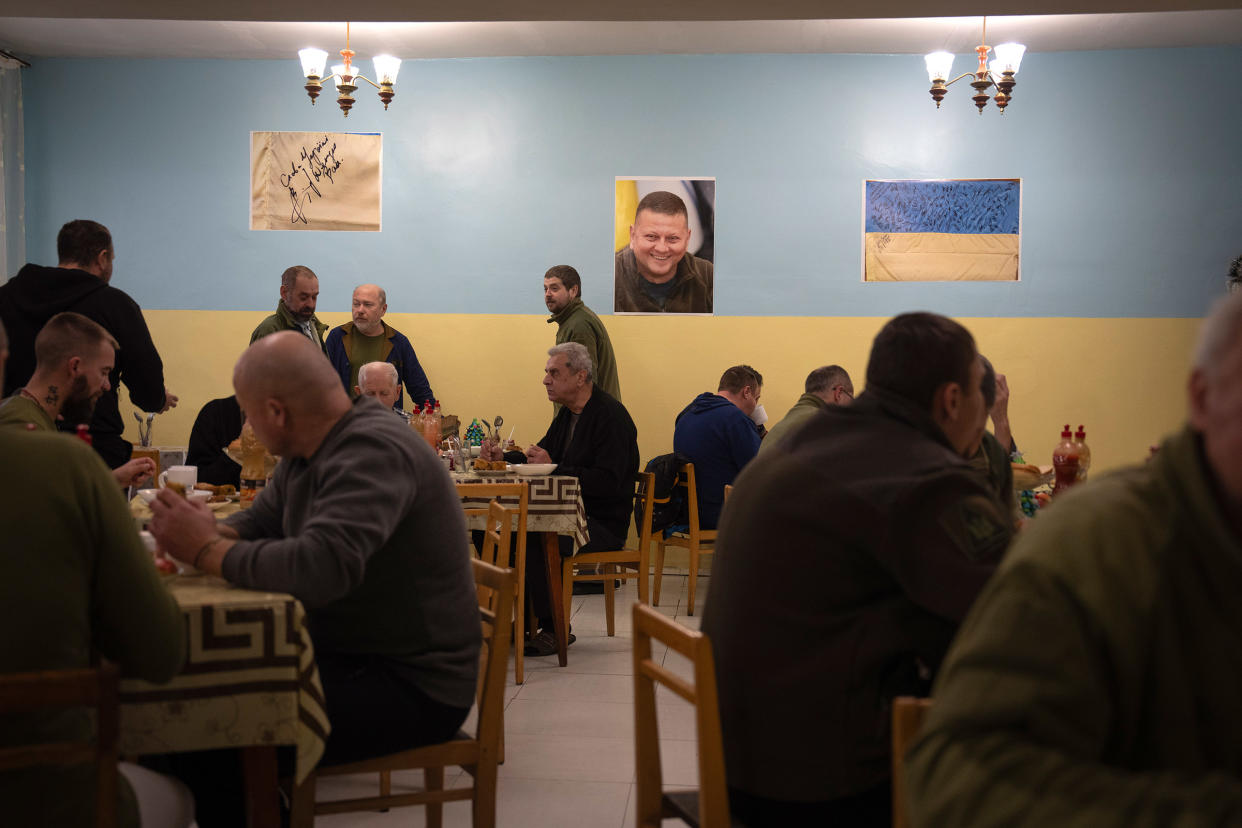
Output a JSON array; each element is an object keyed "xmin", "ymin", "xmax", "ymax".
[{"xmin": 193, "ymin": 535, "xmax": 225, "ymax": 569}]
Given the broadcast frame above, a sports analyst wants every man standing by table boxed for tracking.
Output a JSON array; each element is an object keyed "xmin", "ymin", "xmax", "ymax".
[
  {"xmin": 481, "ymin": 342, "xmax": 639, "ymax": 657},
  {"xmin": 544, "ymin": 265, "xmax": 621, "ymax": 402},
  {"xmin": 0, "ymin": 219, "xmax": 177, "ymax": 468},
  {"xmin": 250, "ymin": 265, "xmax": 327, "ymax": 351},
  {"xmin": 326, "ymin": 283, "xmax": 434, "ymax": 409},
  {"xmin": 0, "ymin": 311, "xmax": 155, "ymax": 488},
  {"xmin": 150, "ymin": 332, "xmax": 479, "ymax": 825},
  {"xmin": 702, "ymin": 312, "xmax": 1010, "ymax": 827}
]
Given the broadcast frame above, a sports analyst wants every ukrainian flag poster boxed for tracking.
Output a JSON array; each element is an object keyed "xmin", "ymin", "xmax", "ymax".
[{"xmin": 863, "ymin": 179, "xmax": 1020, "ymax": 282}]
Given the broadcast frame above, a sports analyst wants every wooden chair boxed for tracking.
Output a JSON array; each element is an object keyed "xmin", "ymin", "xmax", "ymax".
[
  {"xmin": 562, "ymin": 471, "xmax": 655, "ymax": 636},
  {"xmin": 653, "ymin": 463, "xmax": 716, "ymax": 616},
  {"xmin": 633, "ymin": 602, "xmax": 732, "ymax": 828},
  {"xmin": 891, "ymin": 696, "xmax": 933, "ymax": 828},
  {"xmin": 292, "ymin": 558, "xmax": 516, "ymax": 828},
  {"xmin": 456, "ymin": 481, "xmax": 530, "ymax": 684},
  {"xmin": 0, "ymin": 663, "xmax": 121, "ymax": 828}
]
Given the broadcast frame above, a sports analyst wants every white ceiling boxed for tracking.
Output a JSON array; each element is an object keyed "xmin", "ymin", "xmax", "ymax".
[{"xmin": 2, "ymin": 11, "xmax": 1241, "ymax": 60}]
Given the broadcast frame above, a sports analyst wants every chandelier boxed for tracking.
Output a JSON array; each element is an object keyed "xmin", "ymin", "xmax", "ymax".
[
  {"xmin": 924, "ymin": 18, "xmax": 1026, "ymax": 114},
  {"xmin": 298, "ymin": 23, "xmax": 401, "ymax": 117}
]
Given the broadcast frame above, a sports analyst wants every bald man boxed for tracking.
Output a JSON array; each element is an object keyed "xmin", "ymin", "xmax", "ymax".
[
  {"xmin": 149, "ymin": 333, "xmax": 479, "ymax": 817},
  {"xmin": 325, "ymin": 283, "xmax": 434, "ymax": 411}
]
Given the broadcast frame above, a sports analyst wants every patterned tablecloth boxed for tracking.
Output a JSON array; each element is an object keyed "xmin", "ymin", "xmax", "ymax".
[
  {"xmin": 118, "ymin": 576, "xmax": 330, "ymax": 784},
  {"xmin": 453, "ymin": 471, "xmax": 589, "ymax": 553}
]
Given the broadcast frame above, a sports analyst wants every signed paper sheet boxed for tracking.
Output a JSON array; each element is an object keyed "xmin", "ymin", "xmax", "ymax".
[{"xmin": 250, "ymin": 131, "xmax": 382, "ymax": 231}]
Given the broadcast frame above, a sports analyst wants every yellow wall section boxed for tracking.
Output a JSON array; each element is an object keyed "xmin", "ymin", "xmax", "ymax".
[{"xmin": 134, "ymin": 312, "xmax": 1199, "ymax": 477}]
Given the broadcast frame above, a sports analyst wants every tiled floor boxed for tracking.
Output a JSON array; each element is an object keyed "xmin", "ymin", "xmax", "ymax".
[{"xmin": 317, "ymin": 573, "xmax": 708, "ymax": 827}]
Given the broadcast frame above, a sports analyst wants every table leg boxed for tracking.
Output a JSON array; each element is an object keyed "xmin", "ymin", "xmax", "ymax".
[
  {"xmin": 541, "ymin": 532, "xmax": 568, "ymax": 667},
  {"xmin": 240, "ymin": 745, "xmax": 281, "ymax": 828}
]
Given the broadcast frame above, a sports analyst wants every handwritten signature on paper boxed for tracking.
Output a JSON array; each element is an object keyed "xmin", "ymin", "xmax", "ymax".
[{"xmin": 279, "ymin": 135, "xmax": 344, "ymax": 225}]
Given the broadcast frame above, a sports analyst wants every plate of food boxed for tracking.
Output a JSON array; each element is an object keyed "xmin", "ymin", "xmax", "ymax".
[{"xmin": 514, "ymin": 463, "xmax": 557, "ymax": 477}]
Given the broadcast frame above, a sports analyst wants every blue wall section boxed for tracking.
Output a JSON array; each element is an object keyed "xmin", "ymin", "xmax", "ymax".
[{"xmin": 19, "ymin": 48, "xmax": 1242, "ymax": 317}]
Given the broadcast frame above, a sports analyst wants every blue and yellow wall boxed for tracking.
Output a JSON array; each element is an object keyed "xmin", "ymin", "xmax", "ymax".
[{"xmin": 17, "ymin": 48, "xmax": 1242, "ymax": 470}]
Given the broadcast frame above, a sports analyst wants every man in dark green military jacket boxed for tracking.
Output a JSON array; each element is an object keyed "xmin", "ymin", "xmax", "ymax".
[
  {"xmin": 543, "ymin": 265, "xmax": 620, "ymax": 402},
  {"xmin": 250, "ymin": 265, "xmax": 328, "ymax": 351},
  {"xmin": 701, "ymin": 312, "xmax": 1012, "ymax": 827},
  {"xmin": 906, "ymin": 292, "xmax": 1242, "ymax": 826}
]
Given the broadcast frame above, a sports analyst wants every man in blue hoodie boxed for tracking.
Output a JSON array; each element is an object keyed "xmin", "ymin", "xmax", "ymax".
[{"xmin": 672, "ymin": 365, "xmax": 763, "ymax": 529}]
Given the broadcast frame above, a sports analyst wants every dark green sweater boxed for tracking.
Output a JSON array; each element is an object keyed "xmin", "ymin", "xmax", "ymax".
[
  {"xmin": 549, "ymin": 298, "xmax": 621, "ymax": 402},
  {"xmin": 0, "ymin": 429, "xmax": 185, "ymax": 827},
  {"xmin": 908, "ymin": 424, "xmax": 1242, "ymax": 826}
]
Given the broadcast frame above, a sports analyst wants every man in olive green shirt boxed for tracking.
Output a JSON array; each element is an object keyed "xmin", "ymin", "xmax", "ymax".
[
  {"xmin": 544, "ymin": 265, "xmax": 621, "ymax": 402},
  {"xmin": 906, "ymin": 291, "xmax": 1242, "ymax": 826},
  {"xmin": 758, "ymin": 364, "xmax": 853, "ymax": 456},
  {"xmin": 0, "ymin": 319, "xmax": 186, "ymax": 828},
  {"xmin": 0, "ymin": 311, "xmax": 153, "ymax": 488},
  {"xmin": 250, "ymin": 265, "xmax": 328, "ymax": 350}
]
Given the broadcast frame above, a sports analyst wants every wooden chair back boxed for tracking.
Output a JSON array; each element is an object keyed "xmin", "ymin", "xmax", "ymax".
[
  {"xmin": 891, "ymin": 696, "xmax": 933, "ymax": 828},
  {"xmin": 455, "ymin": 481, "xmax": 531, "ymax": 684},
  {"xmin": 0, "ymin": 663, "xmax": 121, "ymax": 828},
  {"xmin": 632, "ymin": 603, "xmax": 730, "ymax": 828},
  {"xmin": 294, "ymin": 561, "xmax": 516, "ymax": 828},
  {"xmin": 562, "ymin": 471, "xmax": 656, "ymax": 636},
  {"xmin": 653, "ymin": 463, "xmax": 717, "ymax": 615},
  {"xmin": 479, "ymin": 500, "xmax": 512, "ymax": 570}
]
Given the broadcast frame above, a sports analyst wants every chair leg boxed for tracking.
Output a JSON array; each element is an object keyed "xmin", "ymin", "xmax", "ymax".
[
  {"xmin": 473, "ymin": 755, "xmax": 498, "ymax": 828},
  {"xmin": 289, "ymin": 773, "xmax": 316, "ymax": 828},
  {"xmin": 603, "ymin": 563, "xmax": 616, "ymax": 636},
  {"xmin": 515, "ymin": 540, "xmax": 527, "ymax": 685},
  {"xmin": 425, "ymin": 766, "xmax": 445, "ymax": 828},
  {"xmin": 653, "ymin": 540, "xmax": 666, "ymax": 606},
  {"xmin": 380, "ymin": 769, "xmax": 391, "ymax": 797},
  {"xmin": 687, "ymin": 541, "xmax": 699, "ymax": 616},
  {"xmin": 561, "ymin": 557, "xmax": 575, "ymax": 644}
]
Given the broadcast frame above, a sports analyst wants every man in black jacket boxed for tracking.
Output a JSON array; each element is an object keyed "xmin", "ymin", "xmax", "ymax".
[
  {"xmin": 701, "ymin": 312, "xmax": 1012, "ymax": 827},
  {"xmin": 481, "ymin": 341, "xmax": 639, "ymax": 655},
  {"xmin": 0, "ymin": 220, "xmax": 176, "ymax": 467}
]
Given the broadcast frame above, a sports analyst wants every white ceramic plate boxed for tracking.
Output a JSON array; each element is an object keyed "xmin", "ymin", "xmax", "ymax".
[
  {"xmin": 514, "ymin": 464, "xmax": 557, "ymax": 476},
  {"xmin": 137, "ymin": 488, "xmax": 160, "ymax": 504}
]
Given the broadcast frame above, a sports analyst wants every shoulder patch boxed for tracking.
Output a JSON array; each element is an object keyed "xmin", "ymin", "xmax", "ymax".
[{"xmin": 940, "ymin": 494, "xmax": 1012, "ymax": 562}]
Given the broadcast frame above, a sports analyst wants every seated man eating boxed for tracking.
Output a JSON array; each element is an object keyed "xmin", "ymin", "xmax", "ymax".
[
  {"xmin": 480, "ymin": 342, "xmax": 639, "ymax": 656},
  {"xmin": 149, "ymin": 332, "xmax": 480, "ymax": 826}
]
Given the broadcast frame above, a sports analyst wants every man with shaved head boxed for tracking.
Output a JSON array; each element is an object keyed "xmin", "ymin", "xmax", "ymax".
[
  {"xmin": 326, "ymin": 283, "xmax": 434, "ymax": 411},
  {"xmin": 149, "ymin": 332, "xmax": 478, "ymax": 824}
]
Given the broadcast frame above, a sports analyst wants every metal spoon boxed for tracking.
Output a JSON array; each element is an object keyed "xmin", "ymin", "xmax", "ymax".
[{"xmin": 492, "ymin": 415, "xmax": 503, "ymax": 443}]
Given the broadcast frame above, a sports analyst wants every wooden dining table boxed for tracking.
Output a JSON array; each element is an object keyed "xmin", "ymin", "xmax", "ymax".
[
  {"xmin": 453, "ymin": 470, "xmax": 589, "ymax": 666},
  {"xmin": 118, "ymin": 575, "xmax": 330, "ymax": 828}
]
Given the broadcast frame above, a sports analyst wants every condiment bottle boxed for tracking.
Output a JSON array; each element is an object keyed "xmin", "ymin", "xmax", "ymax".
[
  {"xmin": 238, "ymin": 422, "xmax": 269, "ymax": 509},
  {"xmin": 422, "ymin": 401, "xmax": 439, "ymax": 448},
  {"xmin": 1052, "ymin": 424, "xmax": 1080, "ymax": 494},
  {"xmin": 1073, "ymin": 425, "xmax": 1092, "ymax": 482},
  {"xmin": 411, "ymin": 401, "xmax": 426, "ymax": 435},
  {"xmin": 74, "ymin": 424, "xmax": 92, "ymax": 445}
]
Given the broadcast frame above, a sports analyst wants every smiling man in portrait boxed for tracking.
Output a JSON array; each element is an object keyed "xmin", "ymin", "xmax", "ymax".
[{"xmin": 614, "ymin": 189, "xmax": 714, "ymax": 314}]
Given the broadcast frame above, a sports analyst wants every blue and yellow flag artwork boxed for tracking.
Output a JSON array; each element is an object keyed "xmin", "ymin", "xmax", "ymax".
[{"xmin": 864, "ymin": 179, "xmax": 1020, "ymax": 281}]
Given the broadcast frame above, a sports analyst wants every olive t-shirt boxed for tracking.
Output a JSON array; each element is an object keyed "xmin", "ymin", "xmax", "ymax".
[{"xmin": 348, "ymin": 330, "xmax": 389, "ymax": 396}]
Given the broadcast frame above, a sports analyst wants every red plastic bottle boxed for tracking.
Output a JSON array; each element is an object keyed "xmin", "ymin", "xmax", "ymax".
[
  {"xmin": 1052, "ymin": 424, "xmax": 1080, "ymax": 494},
  {"xmin": 1073, "ymin": 425, "xmax": 1092, "ymax": 482}
]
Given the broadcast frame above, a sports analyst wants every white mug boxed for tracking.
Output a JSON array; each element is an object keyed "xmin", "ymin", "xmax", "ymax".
[{"xmin": 159, "ymin": 465, "xmax": 198, "ymax": 490}]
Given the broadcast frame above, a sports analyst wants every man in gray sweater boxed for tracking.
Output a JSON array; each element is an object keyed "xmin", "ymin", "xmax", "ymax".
[{"xmin": 151, "ymin": 333, "xmax": 479, "ymax": 821}]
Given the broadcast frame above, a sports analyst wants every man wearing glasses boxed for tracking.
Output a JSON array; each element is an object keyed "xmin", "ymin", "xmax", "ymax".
[{"xmin": 758, "ymin": 365, "xmax": 854, "ymax": 456}]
